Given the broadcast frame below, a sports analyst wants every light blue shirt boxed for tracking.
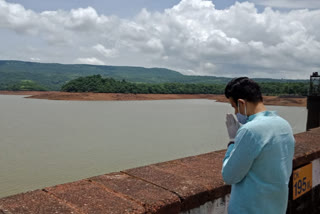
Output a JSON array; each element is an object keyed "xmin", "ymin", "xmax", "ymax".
[{"xmin": 222, "ymin": 111, "xmax": 295, "ymax": 214}]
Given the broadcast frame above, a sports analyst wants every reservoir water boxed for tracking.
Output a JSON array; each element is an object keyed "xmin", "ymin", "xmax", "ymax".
[{"xmin": 0, "ymin": 95, "xmax": 307, "ymax": 198}]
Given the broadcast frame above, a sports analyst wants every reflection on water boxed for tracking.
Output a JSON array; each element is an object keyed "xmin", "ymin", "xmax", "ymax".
[{"xmin": 0, "ymin": 95, "xmax": 307, "ymax": 198}]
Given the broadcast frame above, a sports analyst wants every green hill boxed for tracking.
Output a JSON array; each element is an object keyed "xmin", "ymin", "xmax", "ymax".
[{"xmin": 0, "ymin": 60, "xmax": 308, "ymax": 91}]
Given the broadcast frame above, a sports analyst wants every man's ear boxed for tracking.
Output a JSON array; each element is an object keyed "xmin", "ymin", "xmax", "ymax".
[{"xmin": 238, "ymin": 99, "xmax": 245, "ymax": 106}]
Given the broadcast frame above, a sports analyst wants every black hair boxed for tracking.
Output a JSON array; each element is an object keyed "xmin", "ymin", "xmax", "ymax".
[{"xmin": 225, "ymin": 77, "xmax": 263, "ymax": 105}]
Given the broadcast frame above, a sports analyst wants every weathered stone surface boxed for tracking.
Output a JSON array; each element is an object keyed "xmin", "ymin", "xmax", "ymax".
[
  {"xmin": 45, "ymin": 180, "xmax": 145, "ymax": 214},
  {"xmin": 124, "ymin": 164, "xmax": 210, "ymax": 211},
  {"xmin": 0, "ymin": 190, "xmax": 78, "ymax": 214},
  {"xmin": 293, "ymin": 128, "xmax": 320, "ymax": 168},
  {"xmin": 152, "ymin": 150, "xmax": 230, "ymax": 199},
  {"xmin": 308, "ymin": 127, "xmax": 320, "ymax": 135},
  {"xmin": 89, "ymin": 172, "xmax": 181, "ymax": 214}
]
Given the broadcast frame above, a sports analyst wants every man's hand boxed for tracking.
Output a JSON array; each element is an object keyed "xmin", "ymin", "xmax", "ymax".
[{"xmin": 226, "ymin": 114, "xmax": 240, "ymax": 141}]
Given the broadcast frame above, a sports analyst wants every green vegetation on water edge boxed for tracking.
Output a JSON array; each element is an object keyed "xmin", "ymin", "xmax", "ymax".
[
  {"xmin": 61, "ymin": 75, "xmax": 309, "ymax": 96},
  {"xmin": 5, "ymin": 80, "xmax": 48, "ymax": 91}
]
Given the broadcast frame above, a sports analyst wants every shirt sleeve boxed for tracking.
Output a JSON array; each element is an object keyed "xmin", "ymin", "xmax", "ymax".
[{"xmin": 222, "ymin": 127, "xmax": 261, "ymax": 185}]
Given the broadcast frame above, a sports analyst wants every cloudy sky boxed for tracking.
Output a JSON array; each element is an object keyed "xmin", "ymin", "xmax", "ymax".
[{"xmin": 1, "ymin": 0, "xmax": 320, "ymax": 79}]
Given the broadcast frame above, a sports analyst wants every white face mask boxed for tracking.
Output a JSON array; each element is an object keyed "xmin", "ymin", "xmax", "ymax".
[{"xmin": 236, "ymin": 101, "xmax": 247, "ymax": 124}]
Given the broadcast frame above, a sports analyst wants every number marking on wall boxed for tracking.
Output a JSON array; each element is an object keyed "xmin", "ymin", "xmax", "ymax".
[{"xmin": 293, "ymin": 163, "xmax": 312, "ymax": 200}]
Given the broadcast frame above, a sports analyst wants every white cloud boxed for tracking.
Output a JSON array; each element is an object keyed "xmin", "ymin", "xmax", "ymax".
[
  {"xmin": 30, "ymin": 57, "xmax": 40, "ymax": 61},
  {"xmin": 0, "ymin": 0, "xmax": 320, "ymax": 79},
  {"xmin": 251, "ymin": 0, "xmax": 320, "ymax": 9},
  {"xmin": 93, "ymin": 44, "xmax": 117, "ymax": 58},
  {"xmin": 75, "ymin": 57, "xmax": 105, "ymax": 65}
]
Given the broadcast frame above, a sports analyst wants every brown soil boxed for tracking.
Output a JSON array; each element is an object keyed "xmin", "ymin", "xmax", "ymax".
[{"xmin": 0, "ymin": 91, "xmax": 307, "ymax": 107}]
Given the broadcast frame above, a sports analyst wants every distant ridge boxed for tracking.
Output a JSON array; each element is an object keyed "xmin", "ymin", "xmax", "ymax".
[{"xmin": 0, "ymin": 60, "xmax": 307, "ymax": 91}]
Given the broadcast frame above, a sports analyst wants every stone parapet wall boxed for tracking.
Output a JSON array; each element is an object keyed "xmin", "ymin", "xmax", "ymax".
[{"xmin": 1, "ymin": 127, "xmax": 320, "ymax": 214}]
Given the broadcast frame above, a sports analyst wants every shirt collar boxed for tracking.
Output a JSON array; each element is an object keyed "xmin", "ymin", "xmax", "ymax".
[{"xmin": 247, "ymin": 110, "xmax": 277, "ymax": 122}]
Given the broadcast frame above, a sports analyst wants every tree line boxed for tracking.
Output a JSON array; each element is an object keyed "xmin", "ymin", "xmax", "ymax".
[
  {"xmin": 60, "ymin": 75, "xmax": 309, "ymax": 96},
  {"xmin": 4, "ymin": 80, "xmax": 48, "ymax": 91}
]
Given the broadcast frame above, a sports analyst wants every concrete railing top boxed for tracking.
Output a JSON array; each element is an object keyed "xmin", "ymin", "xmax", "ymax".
[{"xmin": 1, "ymin": 127, "xmax": 320, "ymax": 214}]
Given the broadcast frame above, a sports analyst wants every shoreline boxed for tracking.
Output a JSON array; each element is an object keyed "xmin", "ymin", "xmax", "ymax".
[{"xmin": 0, "ymin": 91, "xmax": 307, "ymax": 107}]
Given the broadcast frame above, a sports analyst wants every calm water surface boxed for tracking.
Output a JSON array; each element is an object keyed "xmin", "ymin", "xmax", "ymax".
[{"xmin": 0, "ymin": 95, "xmax": 307, "ymax": 198}]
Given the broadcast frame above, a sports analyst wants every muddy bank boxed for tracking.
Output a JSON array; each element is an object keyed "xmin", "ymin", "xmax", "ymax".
[{"xmin": 0, "ymin": 91, "xmax": 307, "ymax": 107}]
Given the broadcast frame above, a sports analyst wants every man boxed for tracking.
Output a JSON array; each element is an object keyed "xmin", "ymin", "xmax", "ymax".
[{"xmin": 222, "ymin": 77, "xmax": 295, "ymax": 214}]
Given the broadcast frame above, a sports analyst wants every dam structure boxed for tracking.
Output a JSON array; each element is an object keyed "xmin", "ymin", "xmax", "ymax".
[{"xmin": 0, "ymin": 127, "xmax": 320, "ymax": 214}]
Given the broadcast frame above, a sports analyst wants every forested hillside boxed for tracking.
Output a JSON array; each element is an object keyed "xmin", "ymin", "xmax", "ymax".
[{"xmin": 0, "ymin": 60, "xmax": 308, "ymax": 92}]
